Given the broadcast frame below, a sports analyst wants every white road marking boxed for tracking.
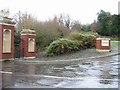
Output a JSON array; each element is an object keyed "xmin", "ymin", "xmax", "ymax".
[
  {"xmin": 0, "ymin": 71, "xmax": 12, "ymax": 74},
  {"xmin": 18, "ymin": 74, "xmax": 118, "ymax": 81}
]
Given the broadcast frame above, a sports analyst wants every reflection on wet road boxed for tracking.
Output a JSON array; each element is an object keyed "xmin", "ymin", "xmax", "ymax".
[{"xmin": 2, "ymin": 55, "xmax": 119, "ymax": 88}]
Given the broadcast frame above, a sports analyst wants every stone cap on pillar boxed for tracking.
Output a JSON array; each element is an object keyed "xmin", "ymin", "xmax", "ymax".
[
  {"xmin": 0, "ymin": 9, "xmax": 16, "ymax": 25},
  {"xmin": 96, "ymin": 38, "xmax": 111, "ymax": 40},
  {"xmin": 20, "ymin": 29, "xmax": 36, "ymax": 35}
]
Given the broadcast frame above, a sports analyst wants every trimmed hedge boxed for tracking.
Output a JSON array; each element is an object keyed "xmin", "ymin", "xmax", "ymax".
[{"xmin": 45, "ymin": 38, "xmax": 83, "ymax": 56}]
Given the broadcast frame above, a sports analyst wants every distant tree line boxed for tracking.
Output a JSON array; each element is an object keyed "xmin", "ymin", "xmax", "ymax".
[{"xmin": 97, "ymin": 10, "xmax": 119, "ymax": 36}]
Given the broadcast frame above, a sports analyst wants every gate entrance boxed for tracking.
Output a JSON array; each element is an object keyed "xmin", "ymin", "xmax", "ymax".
[
  {"xmin": 14, "ymin": 33, "xmax": 21, "ymax": 59},
  {"xmin": 14, "ymin": 43, "xmax": 20, "ymax": 59}
]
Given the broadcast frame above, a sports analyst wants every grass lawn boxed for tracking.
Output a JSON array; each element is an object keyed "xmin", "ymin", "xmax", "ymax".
[
  {"xmin": 101, "ymin": 36, "xmax": 119, "ymax": 41},
  {"xmin": 111, "ymin": 41, "xmax": 120, "ymax": 46}
]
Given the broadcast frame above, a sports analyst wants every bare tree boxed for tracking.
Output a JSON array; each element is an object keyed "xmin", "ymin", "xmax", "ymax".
[
  {"xmin": 58, "ymin": 14, "xmax": 72, "ymax": 29},
  {"xmin": 13, "ymin": 11, "xmax": 22, "ymax": 31},
  {"xmin": 90, "ymin": 20, "xmax": 98, "ymax": 32},
  {"xmin": 14, "ymin": 11, "xmax": 38, "ymax": 31},
  {"xmin": 71, "ymin": 20, "xmax": 81, "ymax": 31}
]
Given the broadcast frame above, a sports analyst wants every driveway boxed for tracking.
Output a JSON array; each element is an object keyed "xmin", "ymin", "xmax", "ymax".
[{"xmin": 1, "ymin": 54, "xmax": 119, "ymax": 88}]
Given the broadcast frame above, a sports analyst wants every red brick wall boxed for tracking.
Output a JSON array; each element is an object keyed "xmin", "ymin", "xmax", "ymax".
[
  {"xmin": 0, "ymin": 24, "xmax": 15, "ymax": 59},
  {"xmin": 96, "ymin": 40, "xmax": 110, "ymax": 50},
  {"xmin": 21, "ymin": 35, "xmax": 36, "ymax": 58}
]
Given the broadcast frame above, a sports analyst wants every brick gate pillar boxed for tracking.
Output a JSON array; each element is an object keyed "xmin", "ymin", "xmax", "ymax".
[
  {"xmin": 20, "ymin": 29, "xmax": 36, "ymax": 59},
  {"xmin": 96, "ymin": 38, "xmax": 111, "ymax": 52},
  {"xmin": 0, "ymin": 10, "xmax": 15, "ymax": 60}
]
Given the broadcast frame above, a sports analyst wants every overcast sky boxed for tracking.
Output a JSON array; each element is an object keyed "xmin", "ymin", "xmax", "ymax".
[{"xmin": 0, "ymin": 0, "xmax": 119, "ymax": 24}]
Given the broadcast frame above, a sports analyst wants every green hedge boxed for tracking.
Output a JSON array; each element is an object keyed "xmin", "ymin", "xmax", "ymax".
[
  {"xmin": 45, "ymin": 32, "xmax": 98, "ymax": 56},
  {"xmin": 45, "ymin": 38, "xmax": 83, "ymax": 56},
  {"xmin": 82, "ymin": 34, "xmax": 96, "ymax": 48},
  {"xmin": 67, "ymin": 31, "xmax": 98, "ymax": 48},
  {"xmin": 67, "ymin": 31, "xmax": 85, "ymax": 41}
]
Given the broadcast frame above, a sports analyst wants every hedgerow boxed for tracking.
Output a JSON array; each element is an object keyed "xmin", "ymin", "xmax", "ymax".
[
  {"xmin": 45, "ymin": 38, "xmax": 83, "ymax": 56},
  {"xmin": 45, "ymin": 32, "xmax": 98, "ymax": 56}
]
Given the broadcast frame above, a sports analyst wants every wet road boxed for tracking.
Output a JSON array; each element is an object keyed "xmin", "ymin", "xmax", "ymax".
[{"xmin": 1, "ymin": 55, "xmax": 119, "ymax": 88}]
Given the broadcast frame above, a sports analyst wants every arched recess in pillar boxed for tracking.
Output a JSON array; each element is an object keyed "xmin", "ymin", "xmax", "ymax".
[
  {"xmin": 3, "ymin": 29, "xmax": 11, "ymax": 53},
  {"xmin": 28, "ymin": 38, "xmax": 35, "ymax": 52}
]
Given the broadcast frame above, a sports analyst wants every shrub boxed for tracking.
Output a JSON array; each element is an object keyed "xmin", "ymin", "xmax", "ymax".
[
  {"xmin": 45, "ymin": 38, "xmax": 82, "ymax": 56},
  {"xmin": 82, "ymin": 34, "xmax": 97, "ymax": 48},
  {"xmin": 67, "ymin": 31, "xmax": 98, "ymax": 48},
  {"xmin": 45, "ymin": 31, "xmax": 99, "ymax": 56},
  {"xmin": 35, "ymin": 22, "xmax": 70, "ymax": 51},
  {"xmin": 67, "ymin": 31, "xmax": 99, "ymax": 40},
  {"xmin": 36, "ymin": 28, "xmax": 61, "ymax": 51},
  {"xmin": 67, "ymin": 31, "xmax": 85, "ymax": 41}
]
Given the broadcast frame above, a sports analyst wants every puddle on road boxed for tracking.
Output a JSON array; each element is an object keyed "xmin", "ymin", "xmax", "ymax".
[{"xmin": 2, "ymin": 55, "xmax": 119, "ymax": 88}]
